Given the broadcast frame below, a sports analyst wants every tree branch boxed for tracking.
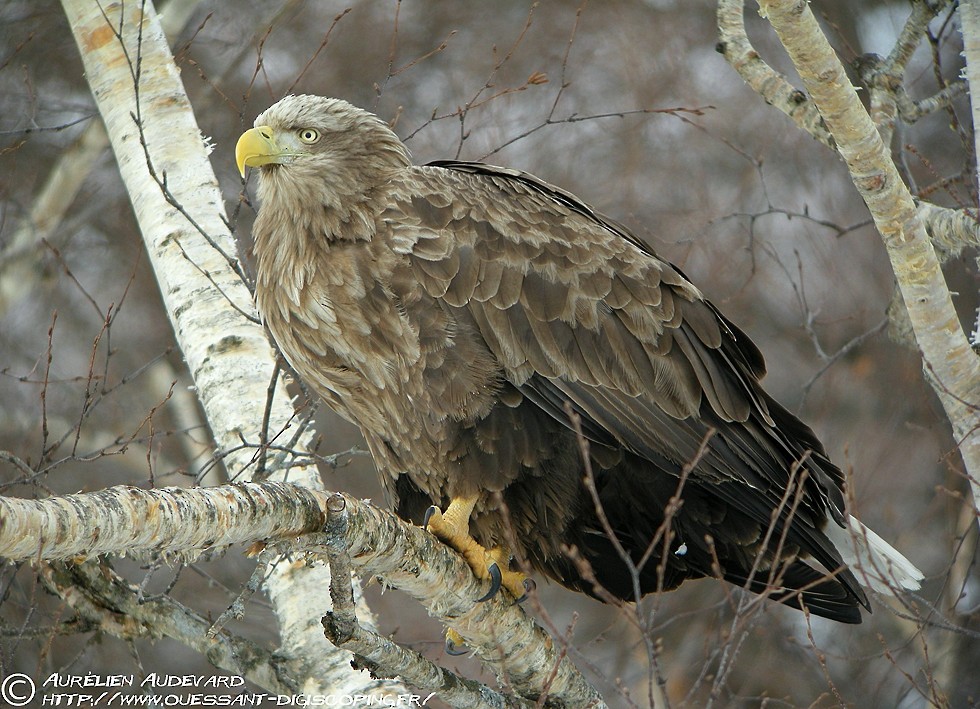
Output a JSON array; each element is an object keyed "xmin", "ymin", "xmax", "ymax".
[
  {"xmin": 917, "ymin": 201, "xmax": 980, "ymax": 261},
  {"xmin": 750, "ymin": 0, "xmax": 980, "ymax": 521},
  {"xmin": 321, "ymin": 542, "xmax": 532, "ymax": 709},
  {"xmin": 716, "ymin": 0, "xmax": 834, "ymax": 148},
  {"xmin": 40, "ymin": 559, "xmax": 306, "ymax": 696},
  {"xmin": 861, "ymin": 1, "xmax": 953, "ymax": 145},
  {"xmin": 0, "ymin": 481, "xmax": 604, "ymax": 706},
  {"xmin": 0, "ymin": 481, "xmax": 326, "ymax": 561}
]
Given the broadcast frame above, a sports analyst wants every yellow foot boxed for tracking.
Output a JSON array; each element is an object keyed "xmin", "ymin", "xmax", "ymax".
[
  {"xmin": 444, "ymin": 628, "xmax": 467, "ymax": 656},
  {"xmin": 486, "ymin": 545, "xmax": 532, "ymax": 601},
  {"xmin": 424, "ymin": 499, "xmax": 530, "ymax": 602}
]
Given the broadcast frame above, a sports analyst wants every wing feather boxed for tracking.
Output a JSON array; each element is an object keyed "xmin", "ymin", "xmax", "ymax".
[
  {"xmin": 491, "ymin": 265, "xmax": 524, "ymax": 309},
  {"xmin": 385, "ymin": 160, "xmax": 848, "ymax": 533},
  {"xmin": 443, "ymin": 245, "xmax": 480, "ymax": 307}
]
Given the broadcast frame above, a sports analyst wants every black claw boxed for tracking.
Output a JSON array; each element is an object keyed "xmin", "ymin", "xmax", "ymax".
[
  {"xmin": 512, "ymin": 577, "xmax": 536, "ymax": 605},
  {"xmin": 476, "ymin": 561, "xmax": 502, "ymax": 602},
  {"xmin": 445, "ymin": 637, "xmax": 468, "ymax": 656},
  {"xmin": 422, "ymin": 505, "xmax": 438, "ymax": 529}
]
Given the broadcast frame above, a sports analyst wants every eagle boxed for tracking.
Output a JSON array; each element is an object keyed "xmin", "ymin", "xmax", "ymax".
[{"xmin": 236, "ymin": 95, "xmax": 922, "ymax": 624}]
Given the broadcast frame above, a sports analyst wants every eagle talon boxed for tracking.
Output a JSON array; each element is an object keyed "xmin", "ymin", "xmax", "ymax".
[
  {"xmin": 476, "ymin": 561, "xmax": 502, "ymax": 602},
  {"xmin": 512, "ymin": 577, "xmax": 536, "ymax": 605},
  {"xmin": 445, "ymin": 629, "xmax": 467, "ymax": 656},
  {"xmin": 422, "ymin": 504, "xmax": 438, "ymax": 530},
  {"xmin": 445, "ymin": 638, "xmax": 467, "ymax": 656}
]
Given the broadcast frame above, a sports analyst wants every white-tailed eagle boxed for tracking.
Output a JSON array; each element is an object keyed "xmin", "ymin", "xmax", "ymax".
[{"xmin": 236, "ymin": 95, "xmax": 922, "ymax": 624}]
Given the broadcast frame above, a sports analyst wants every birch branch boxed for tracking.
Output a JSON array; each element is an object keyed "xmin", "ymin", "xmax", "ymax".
[
  {"xmin": 917, "ymin": 202, "xmax": 980, "ymax": 261},
  {"xmin": 0, "ymin": 482, "xmax": 604, "ymax": 707},
  {"xmin": 751, "ymin": 1, "xmax": 980, "ymax": 516},
  {"xmin": 0, "ymin": 482, "xmax": 327, "ymax": 561},
  {"xmin": 321, "ymin": 542, "xmax": 532, "ymax": 709},
  {"xmin": 860, "ymin": 1, "xmax": 952, "ymax": 145},
  {"xmin": 716, "ymin": 0, "xmax": 834, "ymax": 148},
  {"xmin": 40, "ymin": 559, "xmax": 305, "ymax": 695},
  {"xmin": 59, "ymin": 0, "xmax": 287, "ymax": 481}
]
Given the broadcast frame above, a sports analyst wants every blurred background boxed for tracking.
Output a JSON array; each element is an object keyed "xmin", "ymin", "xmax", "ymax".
[{"xmin": 0, "ymin": 1, "xmax": 976, "ymax": 706}]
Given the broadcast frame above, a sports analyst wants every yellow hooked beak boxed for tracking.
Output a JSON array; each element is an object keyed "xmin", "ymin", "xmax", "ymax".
[{"xmin": 235, "ymin": 125, "xmax": 285, "ymax": 177}]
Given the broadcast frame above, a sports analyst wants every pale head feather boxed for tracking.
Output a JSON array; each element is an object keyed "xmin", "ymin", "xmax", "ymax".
[{"xmin": 251, "ymin": 95, "xmax": 411, "ymax": 240}]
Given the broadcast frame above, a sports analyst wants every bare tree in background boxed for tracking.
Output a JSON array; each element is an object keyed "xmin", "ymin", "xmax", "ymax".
[{"xmin": 1, "ymin": 1, "xmax": 977, "ymax": 707}]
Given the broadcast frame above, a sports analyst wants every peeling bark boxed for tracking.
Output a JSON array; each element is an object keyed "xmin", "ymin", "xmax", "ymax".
[
  {"xmin": 917, "ymin": 202, "xmax": 980, "ymax": 261},
  {"xmin": 749, "ymin": 0, "xmax": 980, "ymax": 520},
  {"xmin": 0, "ymin": 482, "xmax": 604, "ymax": 707}
]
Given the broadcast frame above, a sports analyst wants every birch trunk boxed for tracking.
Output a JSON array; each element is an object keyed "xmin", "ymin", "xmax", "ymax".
[
  {"xmin": 58, "ymin": 0, "xmax": 387, "ymax": 697},
  {"xmin": 959, "ymin": 0, "xmax": 980, "ymax": 344},
  {"xmin": 756, "ymin": 0, "xmax": 980, "ymax": 520}
]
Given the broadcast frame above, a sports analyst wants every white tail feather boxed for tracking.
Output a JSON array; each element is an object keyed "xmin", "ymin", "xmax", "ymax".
[{"xmin": 824, "ymin": 516, "xmax": 924, "ymax": 595}]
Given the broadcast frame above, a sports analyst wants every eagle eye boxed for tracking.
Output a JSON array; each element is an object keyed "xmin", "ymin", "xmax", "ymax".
[{"xmin": 298, "ymin": 128, "xmax": 321, "ymax": 144}]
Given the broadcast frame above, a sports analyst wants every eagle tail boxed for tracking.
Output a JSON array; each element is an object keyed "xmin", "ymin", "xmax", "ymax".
[{"xmin": 824, "ymin": 515, "xmax": 924, "ymax": 596}]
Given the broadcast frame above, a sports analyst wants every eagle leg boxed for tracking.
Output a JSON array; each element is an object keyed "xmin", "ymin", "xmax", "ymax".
[{"xmin": 424, "ymin": 497, "xmax": 528, "ymax": 601}]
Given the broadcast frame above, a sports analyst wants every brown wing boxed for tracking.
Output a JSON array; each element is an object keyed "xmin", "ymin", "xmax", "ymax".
[{"xmin": 383, "ymin": 159, "xmax": 860, "ymax": 600}]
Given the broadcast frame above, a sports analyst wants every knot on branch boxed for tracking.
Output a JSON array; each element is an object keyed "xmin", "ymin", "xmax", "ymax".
[{"xmin": 321, "ymin": 611, "xmax": 357, "ymax": 646}]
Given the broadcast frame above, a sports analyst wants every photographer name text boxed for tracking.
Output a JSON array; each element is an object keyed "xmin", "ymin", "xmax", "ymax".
[{"xmin": 29, "ymin": 674, "xmax": 435, "ymax": 707}]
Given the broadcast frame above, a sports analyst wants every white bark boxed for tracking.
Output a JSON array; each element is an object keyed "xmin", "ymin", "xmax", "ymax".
[
  {"xmin": 0, "ymin": 482, "xmax": 326, "ymax": 560},
  {"xmin": 960, "ymin": 0, "xmax": 980, "ymax": 345},
  {"xmin": 716, "ymin": 0, "xmax": 833, "ymax": 148},
  {"xmin": 60, "ymin": 0, "xmax": 283, "ymax": 480},
  {"xmin": 753, "ymin": 0, "xmax": 980, "ymax": 521},
  {"xmin": 0, "ymin": 482, "xmax": 604, "ymax": 707},
  {"xmin": 58, "ymin": 0, "xmax": 387, "ymax": 698},
  {"xmin": 917, "ymin": 201, "xmax": 980, "ymax": 259}
]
